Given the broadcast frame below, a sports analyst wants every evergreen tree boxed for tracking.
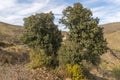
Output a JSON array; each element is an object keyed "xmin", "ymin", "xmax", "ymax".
[
  {"xmin": 22, "ymin": 12, "xmax": 62, "ymax": 68},
  {"xmin": 59, "ymin": 3, "xmax": 107, "ymax": 65}
]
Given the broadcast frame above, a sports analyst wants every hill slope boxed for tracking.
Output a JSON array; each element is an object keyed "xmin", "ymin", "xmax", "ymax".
[
  {"xmin": 101, "ymin": 22, "xmax": 120, "ymax": 34},
  {"xmin": 102, "ymin": 22, "xmax": 120, "ymax": 50},
  {"xmin": 0, "ymin": 22, "xmax": 23, "ymax": 44},
  {"xmin": 104, "ymin": 30, "xmax": 120, "ymax": 50}
]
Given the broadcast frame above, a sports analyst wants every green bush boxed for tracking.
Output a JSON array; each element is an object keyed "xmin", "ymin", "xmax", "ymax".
[
  {"xmin": 66, "ymin": 64, "xmax": 87, "ymax": 80},
  {"xmin": 58, "ymin": 41, "xmax": 82, "ymax": 66},
  {"xmin": 112, "ymin": 66, "xmax": 120, "ymax": 80},
  {"xmin": 28, "ymin": 49, "xmax": 52, "ymax": 69},
  {"xmin": 22, "ymin": 12, "xmax": 62, "ymax": 69}
]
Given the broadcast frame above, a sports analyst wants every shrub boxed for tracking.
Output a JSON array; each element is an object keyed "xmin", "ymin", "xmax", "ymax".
[
  {"xmin": 58, "ymin": 41, "xmax": 82, "ymax": 66},
  {"xmin": 28, "ymin": 49, "xmax": 52, "ymax": 69},
  {"xmin": 22, "ymin": 12, "xmax": 62, "ymax": 68},
  {"xmin": 66, "ymin": 64, "xmax": 87, "ymax": 80},
  {"xmin": 112, "ymin": 66, "xmax": 120, "ymax": 80}
]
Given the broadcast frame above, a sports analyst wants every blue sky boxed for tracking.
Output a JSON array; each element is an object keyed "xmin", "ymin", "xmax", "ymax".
[{"xmin": 0, "ymin": 0, "xmax": 120, "ymax": 30}]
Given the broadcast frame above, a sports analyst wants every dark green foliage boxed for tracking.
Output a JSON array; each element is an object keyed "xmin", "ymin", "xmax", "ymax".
[
  {"xmin": 59, "ymin": 3, "xmax": 107, "ymax": 66},
  {"xmin": 22, "ymin": 12, "xmax": 62, "ymax": 68},
  {"xmin": 58, "ymin": 41, "xmax": 82, "ymax": 65}
]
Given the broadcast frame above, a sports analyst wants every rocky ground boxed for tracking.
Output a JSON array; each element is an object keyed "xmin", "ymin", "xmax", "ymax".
[{"xmin": 0, "ymin": 63, "xmax": 61, "ymax": 80}]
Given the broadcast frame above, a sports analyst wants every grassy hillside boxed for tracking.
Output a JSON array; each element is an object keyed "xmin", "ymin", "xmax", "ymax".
[
  {"xmin": 102, "ymin": 22, "xmax": 120, "ymax": 50},
  {"xmin": 0, "ymin": 22, "xmax": 28, "ymax": 64},
  {"xmin": 0, "ymin": 22, "xmax": 23, "ymax": 44},
  {"xmin": 104, "ymin": 30, "xmax": 120, "ymax": 50},
  {"xmin": 101, "ymin": 22, "xmax": 120, "ymax": 34}
]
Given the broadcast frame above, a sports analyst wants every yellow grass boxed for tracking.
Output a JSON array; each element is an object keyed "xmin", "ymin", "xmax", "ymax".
[
  {"xmin": 104, "ymin": 30, "xmax": 120, "ymax": 50},
  {"xmin": 0, "ymin": 22, "xmax": 23, "ymax": 43},
  {"xmin": 101, "ymin": 22, "xmax": 120, "ymax": 34}
]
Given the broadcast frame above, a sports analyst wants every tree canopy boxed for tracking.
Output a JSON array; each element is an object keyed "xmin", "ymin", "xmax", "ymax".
[
  {"xmin": 59, "ymin": 3, "xmax": 107, "ymax": 65},
  {"xmin": 22, "ymin": 12, "xmax": 62, "ymax": 68}
]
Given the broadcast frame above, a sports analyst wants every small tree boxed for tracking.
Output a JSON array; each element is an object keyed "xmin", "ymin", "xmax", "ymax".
[
  {"xmin": 59, "ymin": 3, "xmax": 107, "ymax": 66},
  {"xmin": 22, "ymin": 12, "xmax": 62, "ymax": 68}
]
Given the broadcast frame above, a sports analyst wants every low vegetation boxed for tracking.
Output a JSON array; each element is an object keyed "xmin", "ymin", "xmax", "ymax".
[
  {"xmin": 66, "ymin": 64, "xmax": 87, "ymax": 80},
  {"xmin": 112, "ymin": 66, "xmax": 120, "ymax": 80}
]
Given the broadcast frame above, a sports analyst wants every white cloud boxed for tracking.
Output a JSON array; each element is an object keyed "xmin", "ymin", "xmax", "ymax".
[
  {"xmin": 17, "ymin": 1, "xmax": 50, "ymax": 15},
  {"xmin": 6, "ymin": 15, "xmax": 24, "ymax": 21},
  {"xmin": 0, "ymin": 0, "xmax": 66, "ymax": 25},
  {"xmin": 104, "ymin": 0, "xmax": 120, "ymax": 4},
  {"xmin": 82, "ymin": 0, "xmax": 120, "ymax": 24},
  {"xmin": 45, "ymin": 5, "xmax": 66, "ymax": 14},
  {"xmin": 0, "ymin": 0, "xmax": 15, "ymax": 10},
  {"xmin": 17, "ymin": 3, "xmax": 44, "ymax": 15},
  {"xmin": 91, "ymin": 7, "xmax": 107, "ymax": 21},
  {"xmin": 0, "ymin": 0, "xmax": 120, "ymax": 27},
  {"xmin": 82, "ymin": 0, "xmax": 98, "ymax": 5}
]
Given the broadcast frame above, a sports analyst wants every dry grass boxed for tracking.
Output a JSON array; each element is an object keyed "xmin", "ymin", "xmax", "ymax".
[
  {"xmin": 90, "ymin": 50, "xmax": 120, "ymax": 80},
  {"xmin": 0, "ymin": 22, "xmax": 24, "ymax": 44},
  {"xmin": 101, "ymin": 22, "xmax": 120, "ymax": 34},
  {"xmin": 0, "ymin": 22, "xmax": 23, "ymax": 35},
  {"xmin": 104, "ymin": 30, "xmax": 120, "ymax": 50},
  {"xmin": 0, "ymin": 64, "xmax": 61, "ymax": 80}
]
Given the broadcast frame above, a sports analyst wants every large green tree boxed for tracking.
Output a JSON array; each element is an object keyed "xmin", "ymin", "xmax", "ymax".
[
  {"xmin": 22, "ymin": 12, "xmax": 62, "ymax": 68},
  {"xmin": 59, "ymin": 3, "xmax": 107, "ymax": 66}
]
